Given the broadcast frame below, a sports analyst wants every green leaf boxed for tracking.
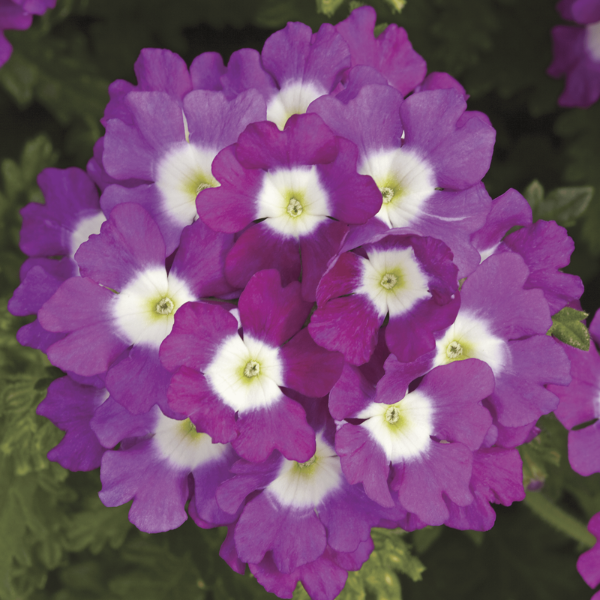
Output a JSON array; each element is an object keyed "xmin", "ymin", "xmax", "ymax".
[
  {"xmin": 519, "ymin": 414, "xmax": 562, "ymax": 491},
  {"xmin": 316, "ymin": 0, "xmax": 346, "ymax": 17},
  {"xmin": 547, "ymin": 307, "xmax": 590, "ymax": 351},
  {"xmin": 412, "ymin": 526, "xmax": 442, "ymax": 554},
  {"xmin": 63, "ymin": 496, "xmax": 132, "ymax": 555},
  {"xmin": 522, "ymin": 179, "xmax": 593, "ymax": 227},
  {"xmin": 382, "ymin": 0, "xmax": 406, "ymax": 13},
  {"xmin": 523, "ymin": 179, "xmax": 544, "ymax": 214}
]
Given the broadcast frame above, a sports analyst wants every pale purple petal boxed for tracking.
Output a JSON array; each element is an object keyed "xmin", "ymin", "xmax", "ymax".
[
  {"xmin": 75, "ymin": 203, "xmax": 165, "ymax": 291},
  {"xmin": 36, "ymin": 377, "xmax": 107, "ymax": 471},
  {"xmin": 235, "ymin": 491, "xmax": 327, "ymax": 573}
]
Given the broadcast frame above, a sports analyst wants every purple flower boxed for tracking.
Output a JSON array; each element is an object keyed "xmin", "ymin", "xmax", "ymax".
[
  {"xmin": 472, "ymin": 188, "xmax": 584, "ymax": 314},
  {"xmin": 548, "ymin": 0, "xmax": 600, "ymax": 107},
  {"xmin": 161, "ymin": 269, "xmax": 344, "ymax": 462},
  {"xmin": 222, "ymin": 21, "xmax": 350, "ymax": 130},
  {"xmin": 36, "ymin": 376, "xmax": 108, "ymax": 472},
  {"xmin": 197, "ymin": 113, "xmax": 381, "ymax": 301},
  {"xmin": 309, "ymin": 82, "xmax": 494, "ymax": 278},
  {"xmin": 371, "ymin": 253, "xmax": 570, "ymax": 442},
  {"xmin": 331, "ymin": 359, "xmax": 494, "ymax": 525},
  {"xmin": 91, "ymin": 396, "xmax": 238, "ymax": 533},
  {"xmin": 8, "ymin": 168, "xmax": 106, "ymax": 352},
  {"xmin": 37, "ymin": 202, "xmax": 234, "ymax": 415},
  {"xmin": 442, "ymin": 447, "xmax": 525, "ymax": 531},
  {"xmin": 578, "ymin": 512, "xmax": 600, "ymax": 598},
  {"xmin": 0, "ymin": 0, "xmax": 55, "ymax": 66},
  {"xmin": 214, "ymin": 401, "xmax": 386, "ymax": 580},
  {"xmin": 334, "ymin": 5, "xmax": 427, "ymax": 97},
  {"xmin": 101, "ymin": 79, "xmax": 265, "ymax": 254},
  {"xmin": 550, "ymin": 340, "xmax": 600, "ymax": 476},
  {"xmin": 309, "ymin": 232, "xmax": 459, "ymax": 365}
]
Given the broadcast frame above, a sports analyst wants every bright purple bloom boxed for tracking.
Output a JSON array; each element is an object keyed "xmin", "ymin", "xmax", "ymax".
[
  {"xmin": 442, "ymin": 447, "xmax": 525, "ymax": 531},
  {"xmin": 309, "ymin": 82, "xmax": 494, "ymax": 278},
  {"xmin": 8, "ymin": 168, "xmax": 106, "ymax": 352},
  {"xmin": 334, "ymin": 5, "xmax": 426, "ymax": 97},
  {"xmin": 367, "ymin": 252, "xmax": 570, "ymax": 441},
  {"xmin": 548, "ymin": 0, "xmax": 600, "ymax": 107},
  {"xmin": 309, "ymin": 232, "xmax": 459, "ymax": 365},
  {"xmin": 472, "ymin": 188, "xmax": 584, "ymax": 314},
  {"xmin": 250, "ymin": 540, "xmax": 374, "ymax": 600},
  {"xmin": 215, "ymin": 401, "xmax": 386, "ymax": 578},
  {"xmin": 37, "ymin": 202, "xmax": 234, "ymax": 415},
  {"xmin": 577, "ymin": 512, "xmax": 600, "ymax": 598},
  {"xmin": 197, "ymin": 113, "xmax": 381, "ymax": 301},
  {"xmin": 550, "ymin": 341, "xmax": 600, "ymax": 476},
  {"xmin": 331, "ymin": 359, "xmax": 494, "ymax": 525},
  {"xmin": 36, "ymin": 376, "xmax": 108, "ymax": 472},
  {"xmin": 161, "ymin": 269, "xmax": 344, "ymax": 462},
  {"xmin": 101, "ymin": 81, "xmax": 265, "ymax": 254},
  {"xmin": 222, "ymin": 21, "xmax": 350, "ymax": 130},
  {"xmin": 0, "ymin": 0, "xmax": 55, "ymax": 66},
  {"xmin": 91, "ymin": 397, "xmax": 238, "ymax": 533}
]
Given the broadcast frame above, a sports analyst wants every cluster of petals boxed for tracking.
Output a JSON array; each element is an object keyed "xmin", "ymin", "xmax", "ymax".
[
  {"xmin": 0, "ymin": 0, "xmax": 55, "ymax": 66},
  {"xmin": 9, "ymin": 6, "xmax": 587, "ymax": 599},
  {"xmin": 548, "ymin": 0, "xmax": 600, "ymax": 107},
  {"xmin": 547, "ymin": 310, "xmax": 600, "ymax": 597}
]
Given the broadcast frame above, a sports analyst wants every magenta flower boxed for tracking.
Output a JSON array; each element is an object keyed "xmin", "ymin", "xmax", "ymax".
[
  {"xmin": 161, "ymin": 269, "xmax": 344, "ymax": 462},
  {"xmin": 548, "ymin": 0, "xmax": 600, "ymax": 107},
  {"xmin": 0, "ymin": 0, "xmax": 55, "ymax": 66},
  {"xmin": 197, "ymin": 112, "xmax": 381, "ymax": 301},
  {"xmin": 309, "ymin": 232, "xmax": 459, "ymax": 365}
]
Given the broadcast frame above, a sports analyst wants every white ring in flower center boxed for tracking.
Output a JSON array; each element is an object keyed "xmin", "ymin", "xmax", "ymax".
[
  {"xmin": 266, "ymin": 80, "xmax": 327, "ymax": 130},
  {"xmin": 153, "ymin": 411, "xmax": 229, "ymax": 470},
  {"xmin": 113, "ymin": 267, "xmax": 195, "ymax": 348},
  {"xmin": 359, "ymin": 148, "xmax": 437, "ymax": 229},
  {"xmin": 155, "ymin": 142, "xmax": 219, "ymax": 227},
  {"xmin": 356, "ymin": 247, "xmax": 431, "ymax": 318},
  {"xmin": 433, "ymin": 312, "xmax": 508, "ymax": 375},
  {"xmin": 267, "ymin": 434, "xmax": 342, "ymax": 508},
  {"xmin": 255, "ymin": 166, "xmax": 330, "ymax": 238},
  {"xmin": 358, "ymin": 391, "xmax": 434, "ymax": 462},
  {"xmin": 204, "ymin": 333, "xmax": 284, "ymax": 412}
]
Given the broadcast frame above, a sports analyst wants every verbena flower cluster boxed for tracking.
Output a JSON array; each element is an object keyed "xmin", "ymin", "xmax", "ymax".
[
  {"xmin": 548, "ymin": 0, "xmax": 600, "ymax": 107},
  {"xmin": 9, "ymin": 6, "xmax": 587, "ymax": 599},
  {"xmin": 0, "ymin": 0, "xmax": 55, "ymax": 66}
]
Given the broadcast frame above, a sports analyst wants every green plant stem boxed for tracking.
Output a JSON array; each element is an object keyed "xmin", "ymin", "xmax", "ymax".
[{"xmin": 524, "ymin": 492, "xmax": 596, "ymax": 548}]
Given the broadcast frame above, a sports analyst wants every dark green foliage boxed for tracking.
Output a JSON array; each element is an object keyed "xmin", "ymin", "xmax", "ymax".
[
  {"xmin": 2, "ymin": 0, "xmax": 600, "ymax": 599},
  {"xmin": 524, "ymin": 180, "xmax": 593, "ymax": 228}
]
